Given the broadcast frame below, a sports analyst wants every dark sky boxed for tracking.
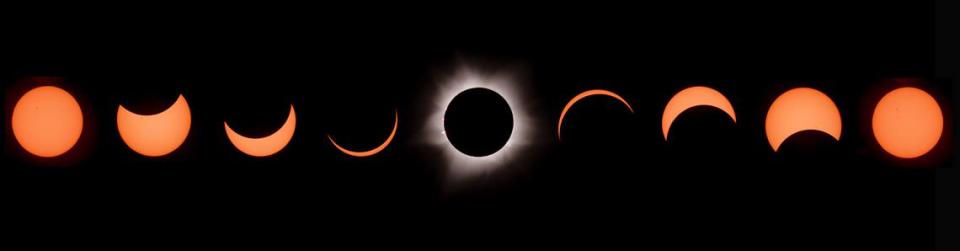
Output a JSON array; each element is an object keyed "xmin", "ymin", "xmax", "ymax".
[{"xmin": 2, "ymin": 1, "xmax": 953, "ymax": 249}]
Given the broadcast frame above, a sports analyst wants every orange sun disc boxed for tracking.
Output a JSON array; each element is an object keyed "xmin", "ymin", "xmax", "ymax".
[
  {"xmin": 11, "ymin": 86, "xmax": 84, "ymax": 157},
  {"xmin": 872, "ymin": 87, "xmax": 944, "ymax": 159}
]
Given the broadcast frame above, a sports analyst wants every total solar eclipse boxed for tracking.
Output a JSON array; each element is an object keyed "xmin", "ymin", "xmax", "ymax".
[
  {"xmin": 443, "ymin": 87, "xmax": 514, "ymax": 157},
  {"xmin": 425, "ymin": 68, "xmax": 535, "ymax": 181}
]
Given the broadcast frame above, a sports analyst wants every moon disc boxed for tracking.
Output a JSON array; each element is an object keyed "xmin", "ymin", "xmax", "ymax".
[{"xmin": 443, "ymin": 88, "xmax": 514, "ymax": 157}]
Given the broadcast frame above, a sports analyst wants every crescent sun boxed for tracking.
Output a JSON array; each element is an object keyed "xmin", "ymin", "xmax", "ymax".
[
  {"xmin": 557, "ymin": 89, "xmax": 634, "ymax": 141},
  {"xmin": 328, "ymin": 110, "xmax": 398, "ymax": 157},
  {"xmin": 661, "ymin": 86, "xmax": 737, "ymax": 141},
  {"xmin": 224, "ymin": 104, "xmax": 297, "ymax": 157}
]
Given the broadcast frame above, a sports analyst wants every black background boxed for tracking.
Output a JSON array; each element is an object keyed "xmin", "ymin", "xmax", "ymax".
[{"xmin": 2, "ymin": 1, "xmax": 954, "ymax": 248}]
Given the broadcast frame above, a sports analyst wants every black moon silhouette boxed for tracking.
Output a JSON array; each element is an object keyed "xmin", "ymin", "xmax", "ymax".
[{"xmin": 443, "ymin": 88, "xmax": 514, "ymax": 157}]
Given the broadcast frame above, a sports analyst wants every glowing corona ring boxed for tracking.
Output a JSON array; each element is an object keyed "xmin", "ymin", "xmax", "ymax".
[{"xmin": 425, "ymin": 67, "xmax": 536, "ymax": 180}]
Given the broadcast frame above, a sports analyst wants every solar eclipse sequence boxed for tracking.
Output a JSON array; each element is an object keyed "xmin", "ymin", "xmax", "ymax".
[
  {"xmin": 8, "ymin": 76, "xmax": 947, "ymax": 163},
  {"xmin": 4, "ymin": 1, "xmax": 957, "ymax": 248}
]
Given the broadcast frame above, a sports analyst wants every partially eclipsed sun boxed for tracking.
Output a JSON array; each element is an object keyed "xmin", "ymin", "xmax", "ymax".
[
  {"xmin": 224, "ymin": 105, "xmax": 297, "ymax": 157},
  {"xmin": 765, "ymin": 87, "xmax": 842, "ymax": 152},
  {"xmin": 328, "ymin": 110, "xmax": 398, "ymax": 157},
  {"xmin": 557, "ymin": 89, "xmax": 634, "ymax": 141},
  {"xmin": 662, "ymin": 86, "xmax": 737, "ymax": 141},
  {"xmin": 117, "ymin": 94, "xmax": 192, "ymax": 157}
]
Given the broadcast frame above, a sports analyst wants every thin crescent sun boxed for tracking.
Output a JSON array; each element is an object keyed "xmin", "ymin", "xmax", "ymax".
[
  {"xmin": 765, "ymin": 87, "xmax": 842, "ymax": 152},
  {"xmin": 661, "ymin": 86, "xmax": 737, "ymax": 140},
  {"xmin": 224, "ymin": 105, "xmax": 297, "ymax": 157},
  {"xmin": 117, "ymin": 94, "xmax": 191, "ymax": 157},
  {"xmin": 557, "ymin": 89, "xmax": 634, "ymax": 141},
  {"xmin": 328, "ymin": 110, "xmax": 398, "ymax": 157}
]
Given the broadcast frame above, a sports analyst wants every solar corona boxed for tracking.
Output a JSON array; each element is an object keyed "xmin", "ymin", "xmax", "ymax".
[{"xmin": 6, "ymin": 81, "xmax": 949, "ymax": 163}]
